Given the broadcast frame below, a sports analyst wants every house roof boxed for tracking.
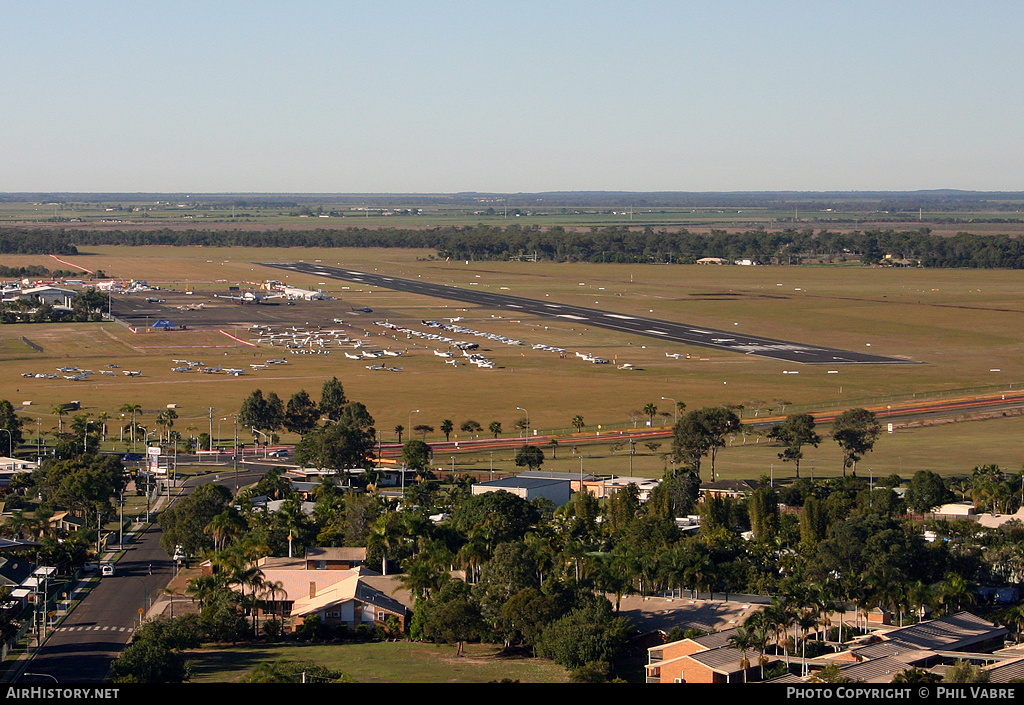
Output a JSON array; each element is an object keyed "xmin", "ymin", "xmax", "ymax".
[
  {"xmin": 836, "ymin": 655, "xmax": 925, "ymax": 683},
  {"xmin": 983, "ymin": 656, "xmax": 1024, "ymax": 683},
  {"xmin": 688, "ymin": 645, "xmax": 772, "ymax": 675},
  {"xmin": 875, "ymin": 611, "xmax": 1007, "ymax": 652},
  {"xmin": 230, "ymin": 564, "xmax": 381, "ymax": 604},
  {"xmin": 700, "ymin": 479, "xmax": 764, "ymax": 493},
  {"xmin": 474, "ymin": 477, "xmax": 567, "ymax": 490},
  {"xmin": 304, "ymin": 546, "xmax": 367, "ymax": 562},
  {"xmin": 848, "ymin": 640, "xmax": 934, "ymax": 664},
  {"xmin": 289, "ymin": 570, "xmax": 409, "ymax": 617},
  {"xmin": 0, "ymin": 557, "xmax": 34, "ymax": 587},
  {"xmin": 517, "ymin": 470, "xmax": 597, "ymax": 482}
]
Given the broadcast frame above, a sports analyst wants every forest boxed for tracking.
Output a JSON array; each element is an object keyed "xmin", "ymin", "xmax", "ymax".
[{"xmin": 2, "ymin": 224, "xmax": 1024, "ymax": 268}]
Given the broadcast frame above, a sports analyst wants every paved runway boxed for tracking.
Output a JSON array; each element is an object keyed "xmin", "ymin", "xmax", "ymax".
[{"xmin": 260, "ymin": 262, "xmax": 919, "ymax": 365}]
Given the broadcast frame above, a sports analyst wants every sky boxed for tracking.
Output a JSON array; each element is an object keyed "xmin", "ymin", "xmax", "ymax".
[{"xmin": 2, "ymin": 1, "xmax": 1022, "ymax": 194}]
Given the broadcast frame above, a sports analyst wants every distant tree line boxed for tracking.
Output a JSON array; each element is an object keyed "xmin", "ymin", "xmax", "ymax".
[
  {"xmin": 4, "ymin": 224, "xmax": 1024, "ymax": 268},
  {"xmin": 0, "ymin": 230, "xmax": 79, "ymax": 255}
]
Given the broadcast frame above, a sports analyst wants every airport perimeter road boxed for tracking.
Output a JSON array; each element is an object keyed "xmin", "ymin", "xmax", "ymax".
[{"xmin": 260, "ymin": 262, "xmax": 919, "ymax": 365}]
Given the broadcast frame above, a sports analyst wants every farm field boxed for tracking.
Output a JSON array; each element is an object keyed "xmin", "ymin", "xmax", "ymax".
[
  {"xmin": 1, "ymin": 245, "xmax": 1021, "ymax": 478},
  {"xmin": 4, "ymin": 194, "xmax": 1024, "ymax": 235}
]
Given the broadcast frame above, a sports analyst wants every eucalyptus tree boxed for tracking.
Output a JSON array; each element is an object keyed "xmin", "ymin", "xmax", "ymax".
[
  {"xmin": 283, "ymin": 390, "xmax": 319, "ymax": 436},
  {"xmin": 768, "ymin": 413, "xmax": 820, "ymax": 479},
  {"xmin": 318, "ymin": 377, "xmax": 348, "ymax": 421},
  {"xmin": 831, "ymin": 408, "xmax": 880, "ymax": 476},
  {"xmin": 459, "ymin": 419, "xmax": 482, "ymax": 436},
  {"xmin": 671, "ymin": 406, "xmax": 741, "ymax": 481},
  {"xmin": 0, "ymin": 399, "xmax": 25, "ymax": 449}
]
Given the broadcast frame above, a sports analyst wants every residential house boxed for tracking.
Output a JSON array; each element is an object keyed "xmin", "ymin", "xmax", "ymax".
[
  {"xmin": 700, "ymin": 479, "xmax": 764, "ymax": 501},
  {"xmin": 216, "ymin": 552, "xmax": 413, "ymax": 634},
  {"xmin": 583, "ymin": 476, "xmax": 661, "ymax": 502},
  {"xmin": 289, "ymin": 567, "xmax": 412, "ymax": 633},
  {"xmin": 646, "ymin": 628, "xmax": 780, "ymax": 683},
  {"xmin": 787, "ymin": 612, "xmax": 1012, "ymax": 683}
]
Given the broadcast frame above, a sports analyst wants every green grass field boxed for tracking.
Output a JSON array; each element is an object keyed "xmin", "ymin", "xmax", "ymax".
[
  {"xmin": 1, "ymin": 245, "xmax": 1021, "ymax": 479},
  {"xmin": 184, "ymin": 640, "xmax": 569, "ymax": 683}
]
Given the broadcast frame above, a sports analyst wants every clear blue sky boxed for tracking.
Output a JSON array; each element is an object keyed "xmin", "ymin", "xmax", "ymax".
[{"xmin": 3, "ymin": 1, "xmax": 1021, "ymax": 193}]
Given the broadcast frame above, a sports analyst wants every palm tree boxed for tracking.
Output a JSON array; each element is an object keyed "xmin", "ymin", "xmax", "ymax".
[
  {"xmin": 908, "ymin": 580, "xmax": 933, "ymax": 621},
  {"xmin": 728, "ymin": 625, "xmax": 757, "ymax": 682},
  {"xmin": 224, "ymin": 560, "xmax": 266, "ymax": 633},
  {"xmin": 51, "ymin": 405, "xmax": 68, "ymax": 434},
  {"xmin": 258, "ymin": 579, "xmax": 287, "ymax": 633},
  {"xmin": 440, "ymin": 419, "xmax": 454, "ymax": 442},
  {"xmin": 96, "ymin": 411, "xmax": 110, "ymax": 443},
  {"xmin": 763, "ymin": 598, "xmax": 797, "ymax": 667},
  {"xmin": 274, "ymin": 499, "xmax": 309, "ymax": 559},
  {"xmin": 571, "ymin": 415, "xmax": 584, "ymax": 432},
  {"xmin": 205, "ymin": 509, "xmax": 247, "ymax": 552},
  {"xmin": 185, "ymin": 573, "xmax": 226, "ymax": 610},
  {"xmin": 643, "ymin": 403, "xmax": 658, "ymax": 426},
  {"xmin": 456, "ymin": 533, "xmax": 490, "ymax": 584},
  {"xmin": 934, "ymin": 572, "xmax": 975, "ymax": 616},
  {"xmin": 797, "ymin": 609, "xmax": 820, "ymax": 675},
  {"xmin": 120, "ymin": 403, "xmax": 142, "ymax": 449}
]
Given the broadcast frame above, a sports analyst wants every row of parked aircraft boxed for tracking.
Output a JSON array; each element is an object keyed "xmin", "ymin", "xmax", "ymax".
[
  {"xmin": 22, "ymin": 364, "xmax": 141, "ymax": 380},
  {"xmin": 171, "ymin": 358, "xmax": 287, "ymax": 376},
  {"xmin": 370, "ymin": 319, "xmax": 637, "ymax": 371}
]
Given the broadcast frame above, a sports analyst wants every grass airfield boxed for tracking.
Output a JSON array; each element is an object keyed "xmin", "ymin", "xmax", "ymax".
[{"xmin": 1, "ymin": 245, "xmax": 1022, "ymax": 481}]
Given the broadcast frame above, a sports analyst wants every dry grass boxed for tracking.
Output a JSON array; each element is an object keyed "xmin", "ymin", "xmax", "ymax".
[{"xmin": 1, "ymin": 246, "xmax": 1021, "ymax": 477}]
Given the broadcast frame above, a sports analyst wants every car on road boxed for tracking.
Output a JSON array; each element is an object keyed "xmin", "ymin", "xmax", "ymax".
[
  {"xmin": 101, "ymin": 563, "xmax": 115, "ymax": 577},
  {"xmin": 268, "ymin": 449, "xmax": 289, "ymax": 458},
  {"xmin": 122, "ymin": 453, "xmax": 144, "ymax": 462}
]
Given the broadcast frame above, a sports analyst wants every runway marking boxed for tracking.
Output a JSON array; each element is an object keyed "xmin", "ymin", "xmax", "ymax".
[{"xmin": 258, "ymin": 262, "xmax": 920, "ymax": 365}]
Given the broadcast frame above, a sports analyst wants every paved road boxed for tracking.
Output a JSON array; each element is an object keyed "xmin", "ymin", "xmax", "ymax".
[
  {"xmin": 16, "ymin": 468, "xmax": 265, "ymax": 684},
  {"xmin": 259, "ymin": 262, "xmax": 920, "ymax": 365},
  {"xmin": 18, "ymin": 523, "xmax": 171, "ymax": 684}
]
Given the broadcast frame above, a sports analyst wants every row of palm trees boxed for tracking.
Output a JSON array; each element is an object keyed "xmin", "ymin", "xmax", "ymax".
[
  {"xmin": 724, "ymin": 567, "xmax": 982, "ymax": 682},
  {"xmin": 44, "ymin": 402, "xmax": 192, "ymax": 450}
]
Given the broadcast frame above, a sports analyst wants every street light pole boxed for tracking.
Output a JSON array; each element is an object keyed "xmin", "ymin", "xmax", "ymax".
[
  {"xmin": 661, "ymin": 396, "xmax": 679, "ymax": 424},
  {"xmin": 516, "ymin": 406, "xmax": 529, "ymax": 438},
  {"xmin": 233, "ymin": 415, "xmax": 239, "ymax": 492}
]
